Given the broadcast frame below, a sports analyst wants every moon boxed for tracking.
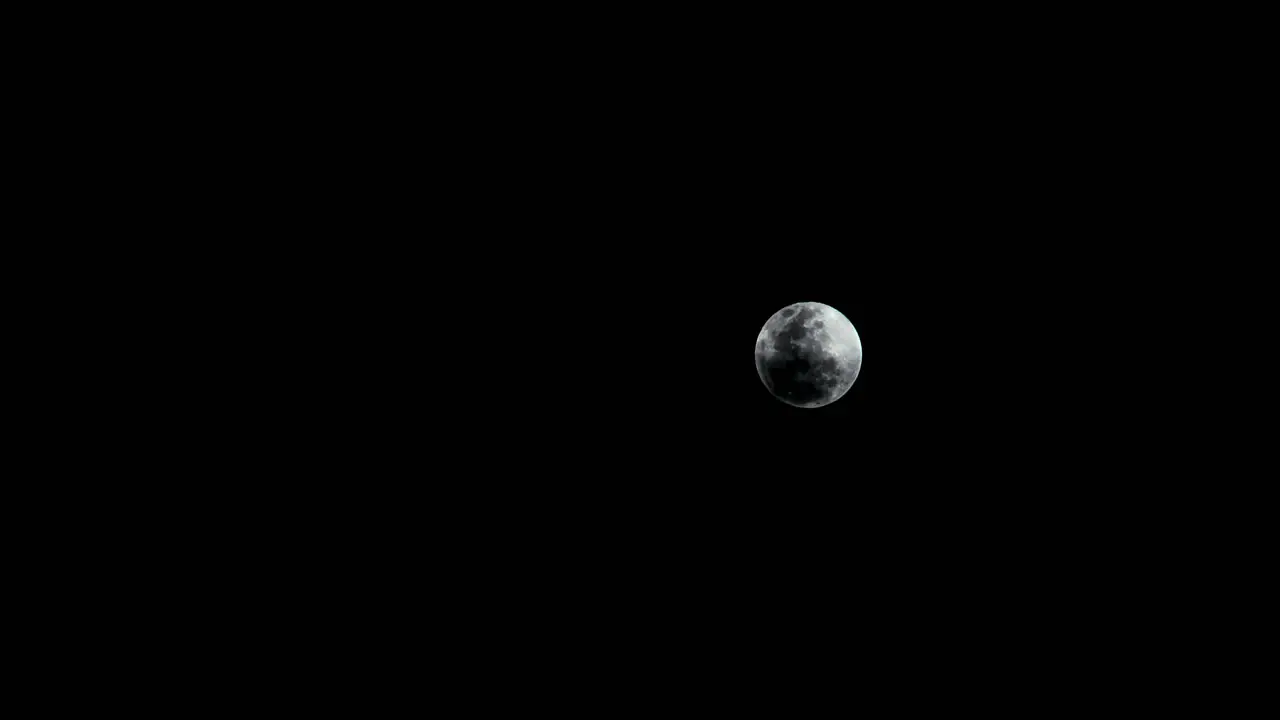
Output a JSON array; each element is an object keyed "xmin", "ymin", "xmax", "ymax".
[{"xmin": 755, "ymin": 302, "xmax": 863, "ymax": 408}]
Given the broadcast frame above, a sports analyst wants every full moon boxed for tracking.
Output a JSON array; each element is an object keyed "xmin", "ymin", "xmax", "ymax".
[{"xmin": 755, "ymin": 301, "xmax": 862, "ymax": 408}]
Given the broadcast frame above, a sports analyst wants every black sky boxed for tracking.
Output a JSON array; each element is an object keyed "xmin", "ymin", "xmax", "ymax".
[{"xmin": 224, "ymin": 11, "xmax": 1234, "ymax": 684}]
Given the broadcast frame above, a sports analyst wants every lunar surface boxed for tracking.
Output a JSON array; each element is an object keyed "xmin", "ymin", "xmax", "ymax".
[{"xmin": 755, "ymin": 302, "xmax": 862, "ymax": 408}]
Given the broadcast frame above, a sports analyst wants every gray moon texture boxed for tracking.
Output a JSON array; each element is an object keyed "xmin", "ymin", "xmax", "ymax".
[{"xmin": 755, "ymin": 302, "xmax": 863, "ymax": 408}]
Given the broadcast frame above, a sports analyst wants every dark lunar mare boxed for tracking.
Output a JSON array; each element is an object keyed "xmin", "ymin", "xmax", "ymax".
[{"xmin": 756, "ymin": 306, "xmax": 841, "ymax": 406}]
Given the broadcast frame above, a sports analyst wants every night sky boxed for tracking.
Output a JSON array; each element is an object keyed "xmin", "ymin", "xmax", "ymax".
[{"xmin": 242, "ymin": 10, "xmax": 1221, "ymax": 689}]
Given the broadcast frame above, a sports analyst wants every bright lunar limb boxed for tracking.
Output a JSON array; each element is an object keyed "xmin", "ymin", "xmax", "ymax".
[{"xmin": 755, "ymin": 301, "xmax": 862, "ymax": 408}]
